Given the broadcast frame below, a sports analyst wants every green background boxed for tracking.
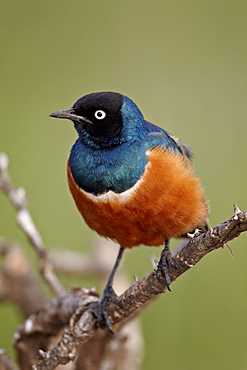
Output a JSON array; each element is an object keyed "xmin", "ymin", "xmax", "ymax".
[{"xmin": 1, "ymin": 1, "xmax": 247, "ymax": 369}]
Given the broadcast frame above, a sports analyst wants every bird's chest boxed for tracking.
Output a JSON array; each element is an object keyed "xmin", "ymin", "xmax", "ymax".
[{"xmin": 69, "ymin": 141, "xmax": 148, "ymax": 195}]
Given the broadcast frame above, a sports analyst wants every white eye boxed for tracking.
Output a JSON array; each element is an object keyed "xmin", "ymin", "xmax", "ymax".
[{"xmin": 94, "ymin": 110, "xmax": 106, "ymax": 120}]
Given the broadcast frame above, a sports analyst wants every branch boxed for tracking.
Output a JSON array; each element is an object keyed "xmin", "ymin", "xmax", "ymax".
[
  {"xmin": 14, "ymin": 209, "xmax": 246, "ymax": 370},
  {"xmin": 0, "ymin": 153, "xmax": 65, "ymax": 296}
]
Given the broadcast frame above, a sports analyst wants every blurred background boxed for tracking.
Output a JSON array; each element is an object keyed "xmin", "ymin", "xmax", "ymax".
[{"xmin": 0, "ymin": 1, "xmax": 247, "ymax": 369}]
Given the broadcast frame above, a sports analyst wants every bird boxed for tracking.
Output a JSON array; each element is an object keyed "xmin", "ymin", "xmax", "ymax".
[{"xmin": 50, "ymin": 91, "xmax": 209, "ymax": 332}]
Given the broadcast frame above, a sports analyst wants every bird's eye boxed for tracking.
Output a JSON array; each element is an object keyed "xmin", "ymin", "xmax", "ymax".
[{"xmin": 94, "ymin": 110, "xmax": 106, "ymax": 120}]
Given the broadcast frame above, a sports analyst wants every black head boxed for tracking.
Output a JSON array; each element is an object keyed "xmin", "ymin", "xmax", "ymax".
[{"xmin": 50, "ymin": 92, "xmax": 124, "ymax": 145}]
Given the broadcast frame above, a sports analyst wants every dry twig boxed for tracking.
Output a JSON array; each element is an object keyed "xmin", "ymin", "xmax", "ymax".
[{"xmin": 0, "ymin": 152, "xmax": 65, "ymax": 296}]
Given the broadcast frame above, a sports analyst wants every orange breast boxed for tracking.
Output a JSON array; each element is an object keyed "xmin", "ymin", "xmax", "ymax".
[{"xmin": 67, "ymin": 147, "xmax": 209, "ymax": 248}]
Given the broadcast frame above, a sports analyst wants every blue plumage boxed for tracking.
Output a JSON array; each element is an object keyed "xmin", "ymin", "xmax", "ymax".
[{"xmin": 69, "ymin": 95, "xmax": 184, "ymax": 195}]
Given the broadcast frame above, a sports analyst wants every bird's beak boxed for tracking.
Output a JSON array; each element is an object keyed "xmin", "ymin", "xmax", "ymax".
[{"xmin": 49, "ymin": 108, "xmax": 92, "ymax": 125}]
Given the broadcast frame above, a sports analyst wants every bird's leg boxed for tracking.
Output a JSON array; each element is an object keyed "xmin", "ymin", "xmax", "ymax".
[
  {"xmin": 98, "ymin": 245, "xmax": 125, "ymax": 333},
  {"xmin": 157, "ymin": 239, "xmax": 175, "ymax": 291}
]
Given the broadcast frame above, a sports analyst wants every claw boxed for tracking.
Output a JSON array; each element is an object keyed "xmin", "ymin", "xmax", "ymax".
[
  {"xmin": 98, "ymin": 286, "xmax": 119, "ymax": 333},
  {"xmin": 156, "ymin": 240, "xmax": 175, "ymax": 291}
]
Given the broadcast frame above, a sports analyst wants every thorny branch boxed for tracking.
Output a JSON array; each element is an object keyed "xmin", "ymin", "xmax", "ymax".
[{"xmin": 1, "ymin": 152, "xmax": 247, "ymax": 370}]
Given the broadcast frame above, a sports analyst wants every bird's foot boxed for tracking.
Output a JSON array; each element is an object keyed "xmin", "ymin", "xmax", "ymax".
[
  {"xmin": 98, "ymin": 285, "xmax": 119, "ymax": 334},
  {"xmin": 156, "ymin": 245, "xmax": 176, "ymax": 291}
]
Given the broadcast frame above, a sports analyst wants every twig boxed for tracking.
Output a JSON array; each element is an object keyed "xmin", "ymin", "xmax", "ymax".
[
  {"xmin": 14, "ymin": 209, "xmax": 246, "ymax": 370},
  {"xmin": 0, "ymin": 153, "xmax": 65, "ymax": 296}
]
